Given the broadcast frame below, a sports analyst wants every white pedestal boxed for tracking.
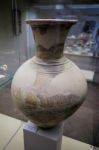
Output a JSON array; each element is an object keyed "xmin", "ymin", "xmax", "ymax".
[{"xmin": 23, "ymin": 121, "xmax": 63, "ymax": 150}]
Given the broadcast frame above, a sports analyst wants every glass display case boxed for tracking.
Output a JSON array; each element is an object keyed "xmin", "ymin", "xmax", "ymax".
[
  {"xmin": 0, "ymin": 0, "xmax": 99, "ymax": 148},
  {"xmin": 0, "ymin": 0, "xmax": 28, "ymax": 87},
  {"xmin": 0, "ymin": 2, "xmax": 98, "ymax": 84}
]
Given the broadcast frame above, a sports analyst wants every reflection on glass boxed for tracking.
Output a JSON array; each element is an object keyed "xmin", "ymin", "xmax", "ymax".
[
  {"xmin": 65, "ymin": 32, "xmax": 96, "ymax": 56},
  {"xmin": 0, "ymin": 64, "xmax": 9, "ymax": 81},
  {"xmin": 64, "ymin": 20, "xmax": 99, "ymax": 56}
]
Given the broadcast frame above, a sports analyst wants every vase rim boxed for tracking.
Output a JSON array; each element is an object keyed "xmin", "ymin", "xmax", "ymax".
[{"xmin": 26, "ymin": 18, "xmax": 77, "ymax": 25}]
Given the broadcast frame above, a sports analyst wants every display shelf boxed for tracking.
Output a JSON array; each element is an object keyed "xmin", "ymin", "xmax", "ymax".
[
  {"xmin": 0, "ymin": 113, "xmax": 23, "ymax": 150},
  {"xmin": 0, "ymin": 113, "xmax": 99, "ymax": 150}
]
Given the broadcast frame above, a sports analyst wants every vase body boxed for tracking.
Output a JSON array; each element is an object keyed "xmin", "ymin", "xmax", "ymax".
[{"xmin": 11, "ymin": 19, "xmax": 87, "ymax": 128}]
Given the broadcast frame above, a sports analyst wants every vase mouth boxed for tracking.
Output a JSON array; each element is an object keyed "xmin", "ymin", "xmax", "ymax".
[{"xmin": 25, "ymin": 18, "xmax": 78, "ymax": 25}]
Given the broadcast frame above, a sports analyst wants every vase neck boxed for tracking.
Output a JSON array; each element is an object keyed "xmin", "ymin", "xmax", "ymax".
[
  {"xmin": 32, "ymin": 23, "xmax": 67, "ymax": 61},
  {"xmin": 35, "ymin": 43, "xmax": 64, "ymax": 61},
  {"xmin": 27, "ymin": 20, "xmax": 77, "ymax": 61}
]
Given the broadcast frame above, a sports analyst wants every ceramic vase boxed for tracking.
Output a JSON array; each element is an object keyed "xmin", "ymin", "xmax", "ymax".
[{"xmin": 11, "ymin": 19, "xmax": 87, "ymax": 128}]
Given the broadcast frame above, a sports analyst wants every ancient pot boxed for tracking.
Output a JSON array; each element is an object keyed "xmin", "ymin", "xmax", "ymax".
[{"xmin": 11, "ymin": 19, "xmax": 87, "ymax": 128}]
